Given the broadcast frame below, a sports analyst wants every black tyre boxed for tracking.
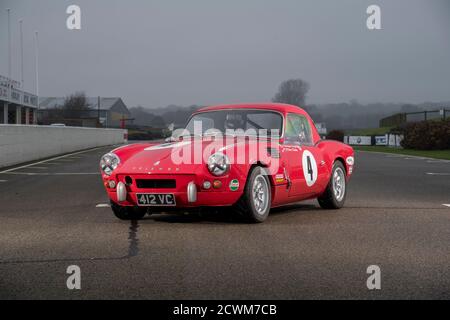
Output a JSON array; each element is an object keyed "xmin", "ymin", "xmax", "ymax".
[
  {"xmin": 111, "ymin": 201, "xmax": 147, "ymax": 220},
  {"xmin": 318, "ymin": 161, "xmax": 347, "ymax": 209},
  {"xmin": 235, "ymin": 166, "xmax": 272, "ymax": 223}
]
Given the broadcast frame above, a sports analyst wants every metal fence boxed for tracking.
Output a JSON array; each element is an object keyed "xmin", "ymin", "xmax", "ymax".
[
  {"xmin": 405, "ymin": 110, "xmax": 449, "ymax": 122},
  {"xmin": 380, "ymin": 109, "xmax": 449, "ymax": 127}
]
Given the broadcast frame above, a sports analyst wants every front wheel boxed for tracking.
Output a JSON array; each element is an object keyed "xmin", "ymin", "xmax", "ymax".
[
  {"xmin": 318, "ymin": 161, "xmax": 347, "ymax": 209},
  {"xmin": 235, "ymin": 166, "xmax": 272, "ymax": 223},
  {"xmin": 111, "ymin": 201, "xmax": 147, "ymax": 220}
]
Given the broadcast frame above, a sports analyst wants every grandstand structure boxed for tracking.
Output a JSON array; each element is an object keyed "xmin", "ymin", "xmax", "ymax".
[{"xmin": 0, "ymin": 74, "xmax": 38, "ymax": 125}]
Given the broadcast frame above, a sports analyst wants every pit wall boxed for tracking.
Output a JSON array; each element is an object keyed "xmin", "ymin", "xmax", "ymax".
[{"xmin": 0, "ymin": 125, "xmax": 127, "ymax": 168}]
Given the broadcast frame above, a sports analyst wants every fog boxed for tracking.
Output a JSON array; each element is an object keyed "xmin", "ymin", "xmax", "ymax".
[{"xmin": 1, "ymin": 0, "xmax": 449, "ymax": 128}]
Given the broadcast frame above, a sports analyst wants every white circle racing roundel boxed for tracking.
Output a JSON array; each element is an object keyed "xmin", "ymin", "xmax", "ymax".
[{"xmin": 302, "ymin": 150, "xmax": 318, "ymax": 187}]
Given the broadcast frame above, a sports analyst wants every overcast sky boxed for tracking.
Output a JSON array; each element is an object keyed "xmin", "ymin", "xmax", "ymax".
[{"xmin": 0, "ymin": 0, "xmax": 449, "ymax": 108}]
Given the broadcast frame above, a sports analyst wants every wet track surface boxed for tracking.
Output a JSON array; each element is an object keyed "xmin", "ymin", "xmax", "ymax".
[{"xmin": 0, "ymin": 146, "xmax": 449, "ymax": 299}]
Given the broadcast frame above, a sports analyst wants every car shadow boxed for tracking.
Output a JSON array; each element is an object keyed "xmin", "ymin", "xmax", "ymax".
[
  {"xmin": 147, "ymin": 209, "xmax": 239, "ymax": 224},
  {"xmin": 270, "ymin": 203, "xmax": 319, "ymax": 215},
  {"xmin": 143, "ymin": 202, "xmax": 320, "ymax": 224}
]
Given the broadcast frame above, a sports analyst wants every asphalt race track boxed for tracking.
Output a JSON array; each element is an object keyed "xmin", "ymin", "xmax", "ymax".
[{"xmin": 0, "ymin": 145, "xmax": 449, "ymax": 299}]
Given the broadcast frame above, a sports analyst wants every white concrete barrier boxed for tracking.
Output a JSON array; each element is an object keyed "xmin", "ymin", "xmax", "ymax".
[{"xmin": 0, "ymin": 125, "xmax": 127, "ymax": 168}]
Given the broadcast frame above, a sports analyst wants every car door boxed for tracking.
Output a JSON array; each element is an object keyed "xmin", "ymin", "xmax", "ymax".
[{"xmin": 282, "ymin": 113, "xmax": 326, "ymax": 198}]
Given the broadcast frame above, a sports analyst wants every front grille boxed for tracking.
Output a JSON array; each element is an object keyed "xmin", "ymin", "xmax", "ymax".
[{"xmin": 135, "ymin": 179, "xmax": 176, "ymax": 189}]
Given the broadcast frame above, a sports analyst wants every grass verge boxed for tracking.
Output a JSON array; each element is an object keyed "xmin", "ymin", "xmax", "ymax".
[{"xmin": 354, "ymin": 146, "xmax": 450, "ymax": 160}]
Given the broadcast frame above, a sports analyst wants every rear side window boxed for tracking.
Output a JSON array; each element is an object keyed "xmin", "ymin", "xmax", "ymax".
[{"xmin": 285, "ymin": 114, "xmax": 313, "ymax": 145}]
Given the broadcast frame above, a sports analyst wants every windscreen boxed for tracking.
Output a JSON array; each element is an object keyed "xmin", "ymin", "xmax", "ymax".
[{"xmin": 184, "ymin": 109, "xmax": 283, "ymax": 137}]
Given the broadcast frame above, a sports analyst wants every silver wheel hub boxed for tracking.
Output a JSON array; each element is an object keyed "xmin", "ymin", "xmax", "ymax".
[
  {"xmin": 252, "ymin": 174, "xmax": 269, "ymax": 215},
  {"xmin": 332, "ymin": 167, "xmax": 346, "ymax": 202}
]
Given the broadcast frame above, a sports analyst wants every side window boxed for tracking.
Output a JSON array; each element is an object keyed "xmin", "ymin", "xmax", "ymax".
[{"xmin": 285, "ymin": 114, "xmax": 313, "ymax": 145}]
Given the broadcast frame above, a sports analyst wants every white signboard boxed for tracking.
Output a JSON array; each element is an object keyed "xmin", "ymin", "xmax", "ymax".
[
  {"xmin": 387, "ymin": 134, "xmax": 403, "ymax": 147},
  {"xmin": 348, "ymin": 136, "xmax": 372, "ymax": 146},
  {"xmin": 375, "ymin": 135, "xmax": 387, "ymax": 146}
]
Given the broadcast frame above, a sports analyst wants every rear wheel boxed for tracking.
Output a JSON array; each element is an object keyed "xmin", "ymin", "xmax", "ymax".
[
  {"xmin": 111, "ymin": 201, "xmax": 147, "ymax": 220},
  {"xmin": 318, "ymin": 161, "xmax": 347, "ymax": 209},
  {"xmin": 235, "ymin": 166, "xmax": 272, "ymax": 223}
]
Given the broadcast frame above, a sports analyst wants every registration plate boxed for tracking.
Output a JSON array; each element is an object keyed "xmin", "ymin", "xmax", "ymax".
[{"xmin": 136, "ymin": 193, "xmax": 176, "ymax": 206}]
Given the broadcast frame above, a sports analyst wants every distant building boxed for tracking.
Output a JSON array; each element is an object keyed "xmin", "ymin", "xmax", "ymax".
[
  {"xmin": 38, "ymin": 97, "xmax": 132, "ymax": 128},
  {"xmin": 0, "ymin": 74, "xmax": 39, "ymax": 125}
]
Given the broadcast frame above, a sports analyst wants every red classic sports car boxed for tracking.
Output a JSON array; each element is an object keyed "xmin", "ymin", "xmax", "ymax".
[{"xmin": 100, "ymin": 103, "xmax": 354, "ymax": 222}]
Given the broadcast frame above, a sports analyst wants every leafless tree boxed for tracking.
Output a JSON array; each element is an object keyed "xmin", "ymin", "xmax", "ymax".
[
  {"xmin": 273, "ymin": 79, "xmax": 310, "ymax": 107},
  {"xmin": 63, "ymin": 91, "xmax": 89, "ymax": 119}
]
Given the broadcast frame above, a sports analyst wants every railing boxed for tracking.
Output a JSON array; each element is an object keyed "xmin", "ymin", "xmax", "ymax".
[
  {"xmin": 405, "ymin": 110, "xmax": 449, "ymax": 122},
  {"xmin": 380, "ymin": 109, "xmax": 449, "ymax": 127}
]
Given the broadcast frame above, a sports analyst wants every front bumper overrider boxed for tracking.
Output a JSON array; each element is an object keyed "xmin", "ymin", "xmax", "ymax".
[{"xmin": 105, "ymin": 173, "xmax": 243, "ymax": 207}]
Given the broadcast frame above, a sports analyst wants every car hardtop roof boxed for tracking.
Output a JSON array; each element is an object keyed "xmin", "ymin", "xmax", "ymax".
[{"xmin": 197, "ymin": 103, "xmax": 308, "ymax": 115}]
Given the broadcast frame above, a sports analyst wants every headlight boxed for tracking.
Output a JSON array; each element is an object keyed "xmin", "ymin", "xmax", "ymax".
[
  {"xmin": 100, "ymin": 153, "xmax": 120, "ymax": 176},
  {"xmin": 207, "ymin": 152, "xmax": 230, "ymax": 176}
]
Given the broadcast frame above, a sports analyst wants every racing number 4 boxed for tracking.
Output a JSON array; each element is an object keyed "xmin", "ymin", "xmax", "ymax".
[
  {"xmin": 306, "ymin": 156, "xmax": 313, "ymax": 181},
  {"xmin": 302, "ymin": 150, "xmax": 318, "ymax": 187}
]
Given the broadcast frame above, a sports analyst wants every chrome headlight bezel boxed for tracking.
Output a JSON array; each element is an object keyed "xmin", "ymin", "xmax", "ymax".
[
  {"xmin": 100, "ymin": 153, "xmax": 120, "ymax": 176},
  {"xmin": 207, "ymin": 152, "xmax": 230, "ymax": 176}
]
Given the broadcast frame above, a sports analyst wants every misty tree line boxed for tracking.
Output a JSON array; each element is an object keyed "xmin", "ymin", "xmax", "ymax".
[
  {"xmin": 305, "ymin": 102, "xmax": 446, "ymax": 130},
  {"xmin": 130, "ymin": 78, "xmax": 448, "ymax": 131},
  {"xmin": 135, "ymin": 102, "xmax": 441, "ymax": 131},
  {"xmin": 55, "ymin": 80, "xmax": 449, "ymax": 131}
]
